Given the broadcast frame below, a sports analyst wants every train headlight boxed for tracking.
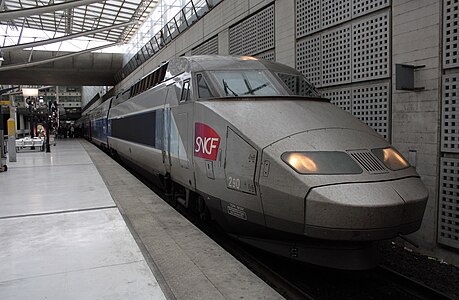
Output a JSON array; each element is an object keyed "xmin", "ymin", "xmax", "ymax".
[
  {"xmin": 281, "ymin": 152, "xmax": 362, "ymax": 175},
  {"xmin": 372, "ymin": 147, "xmax": 410, "ymax": 170}
]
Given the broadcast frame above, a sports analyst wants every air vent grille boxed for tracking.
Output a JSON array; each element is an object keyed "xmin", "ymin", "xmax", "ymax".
[{"xmin": 349, "ymin": 151, "xmax": 386, "ymax": 174}]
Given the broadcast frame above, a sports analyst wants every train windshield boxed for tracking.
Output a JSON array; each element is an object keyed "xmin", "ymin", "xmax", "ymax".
[
  {"xmin": 276, "ymin": 73, "xmax": 319, "ymax": 97},
  {"xmin": 212, "ymin": 71, "xmax": 280, "ymax": 97}
]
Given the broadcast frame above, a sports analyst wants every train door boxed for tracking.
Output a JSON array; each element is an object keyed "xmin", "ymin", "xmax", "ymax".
[
  {"xmin": 164, "ymin": 79, "xmax": 195, "ymax": 189},
  {"xmin": 163, "ymin": 87, "xmax": 172, "ymax": 175}
]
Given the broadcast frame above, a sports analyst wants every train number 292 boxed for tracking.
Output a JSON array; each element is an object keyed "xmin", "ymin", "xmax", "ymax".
[{"xmin": 228, "ymin": 176, "xmax": 241, "ymax": 189}]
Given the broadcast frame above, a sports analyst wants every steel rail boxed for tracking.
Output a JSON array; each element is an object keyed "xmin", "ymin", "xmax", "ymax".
[{"xmin": 377, "ymin": 265, "xmax": 455, "ymax": 300}]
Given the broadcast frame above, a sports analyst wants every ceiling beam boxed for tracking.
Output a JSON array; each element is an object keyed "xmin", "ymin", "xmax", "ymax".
[
  {"xmin": 0, "ymin": 0, "xmax": 106, "ymax": 21},
  {"xmin": 1, "ymin": 21, "xmax": 135, "ymax": 52},
  {"xmin": 0, "ymin": 42, "xmax": 119, "ymax": 71},
  {"xmin": 0, "ymin": 68, "xmax": 117, "ymax": 85}
]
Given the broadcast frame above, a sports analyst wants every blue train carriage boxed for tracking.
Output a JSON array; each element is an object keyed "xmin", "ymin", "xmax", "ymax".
[
  {"xmin": 75, "ymin": 113, "xmax": 91, "ymax": 141},
  {"xmin": 88, "ymin": 97, "xmax": 113, "ymax": 149}
]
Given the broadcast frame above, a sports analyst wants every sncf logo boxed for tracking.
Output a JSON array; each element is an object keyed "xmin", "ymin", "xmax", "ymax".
[{"xmin": 194, "ymin": 123, "xmax": 220, "ymax": 160}]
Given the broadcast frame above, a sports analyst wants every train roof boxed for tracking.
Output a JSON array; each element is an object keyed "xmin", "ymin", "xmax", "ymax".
[{"xmin": 167, "ymin": 55, "xmax": 302, "ymax": 77}]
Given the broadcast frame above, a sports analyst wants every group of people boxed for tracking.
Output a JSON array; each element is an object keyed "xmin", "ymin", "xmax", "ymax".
[{"xmin": 57, "ymin": 124, "xmax": 80, "ymax": 138}]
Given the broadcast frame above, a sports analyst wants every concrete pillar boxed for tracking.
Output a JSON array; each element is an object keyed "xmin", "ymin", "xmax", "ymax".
[
  {"xmin": 391, "ymin": 0, "xmax": 442, "ymax": 250},
  {"xmin": 274, "ymin": 0, "xmax": 295, "ymax": 67},
  {"xmin": 218, "ymin": 29, "xmax": 229, "ymax": 55}
]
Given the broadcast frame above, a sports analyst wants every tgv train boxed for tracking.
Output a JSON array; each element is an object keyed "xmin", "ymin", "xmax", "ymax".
[{"xmin": 78, "ymin": 55, "xmax": 428, "ymax": 269}]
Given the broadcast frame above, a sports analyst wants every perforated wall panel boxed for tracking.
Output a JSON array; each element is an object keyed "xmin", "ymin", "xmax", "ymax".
[
  {"xmin": 229, "ymin": 5, "xmax": 274, "ymax": 56},
  {"xmin": 191, "ymin": 36, "xmax": 218, "ymax": 55},
  {"xmin": 296, "ymin": 0, "xmax": 390, "ymax": 39},
  {"xmin": 442, "ymin": 74, "xmax": 459, "ymax": 152},
  {"xmin": 256, "ymin": 50, "xmax": 275, "ymax": 61},
  {"xmin": 352, "ymin": 82, "xmax": 389, "ymax": 139},
  {"xmin": 229, "ymin": 25, "xmax": 243, "ymax": 54},
  {"xmin": 257, "ymin": 5, "xmax": 275, "ymax": 53},
  {"xmin": 444, "ymin": 0, "xmax": 459, "ymax": 68},
  {"xmin": 208, "ymin": 36, "xmax": 219, "ymax": 55},
  {"xmin": 296, "ymin": 8, "xmax": 390, "ymax": 87},
  {"xmin": 438, "ymin": 158, "xmax": 459, "ymax": 249},
  {"xmin": 352, "ymin": 11, "xmax": 390, "ymax": 82},
  {"xmin": 191, "ymin": 43, "xmax": 205, "ymax": 55},
  {"xmin": 322, "ymin": 0, "xmax": 351, "ymax": 29},
  {"xmin": 321, "ymin": 25, "xmax": 351, "ymax": 86},
  {"xmin": 296, "ymin": 0, "xmax": 321, "ymax": 38},
  {"xmin": 296, "ymin": 36, "xmax": 321, "ymax": 87},
  {"xmin": 243, "ymin": 14, "xmax": 258, "ymax": 54},
  {"xmin": 351, "ymin": 0, "xmax": 390, "ymax": 18},
  {"xmin": 321, "ymin": 87, "xmax": 351, "ymax": 112}
]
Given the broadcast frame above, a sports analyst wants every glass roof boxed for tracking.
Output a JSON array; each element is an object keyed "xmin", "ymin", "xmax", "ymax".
[{"xmin": 0, "ymin": 0, "xmax": 159, "ymax": 48}]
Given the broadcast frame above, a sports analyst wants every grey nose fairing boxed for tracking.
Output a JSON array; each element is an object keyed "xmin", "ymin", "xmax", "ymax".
[{"xmin": 201, "ymin": 97, "xmax": 428, "ymax": 242}]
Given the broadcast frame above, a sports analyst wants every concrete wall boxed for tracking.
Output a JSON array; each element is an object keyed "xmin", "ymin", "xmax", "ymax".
[{"xmin": 392, "ymin": 0, "xmax": 442, "ymax": 252}]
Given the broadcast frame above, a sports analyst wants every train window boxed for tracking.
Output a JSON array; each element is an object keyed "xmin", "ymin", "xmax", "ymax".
[
  {"xmin": 276, "ymin": 73, "xmax": 319, "ymax": 97},
  {"xmin": 158, "ymin": 63, "xmax": 168, "ymax": 82},
  {"xmin": 196, "ymin": 74, "xmax": 213, "ymax": 98},
  {"xmin": 147, "ymin": 74, "xmax": 154, "ymax": 89},
  {"xmin": 212, "ymin": 71, "xmax": 279, "ymax": 97},
  {"xmin": 153, "ymin": 73, "xmax": 158, "ymax": 86},
  {"xmin": 130, "ymin": 86, "xmax": 135, "ymax": 97},
  {"xmin": 139, "ymin": 80, "xmax": 144, "ymax": 93},
  {"xmin": 180, "ymin": 80, "xmax": 190, "ymax": 102}
]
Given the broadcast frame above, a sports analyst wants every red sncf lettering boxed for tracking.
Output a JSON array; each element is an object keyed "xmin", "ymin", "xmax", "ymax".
[{"xmin": 194, "ymin": 123, "xmax": 220, "ymax": 160}]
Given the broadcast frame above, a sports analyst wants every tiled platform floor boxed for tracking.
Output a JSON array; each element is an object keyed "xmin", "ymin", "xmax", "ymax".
[{"xmin": 0, "ymin": 140, "xmax": 166, "ymax": 300}]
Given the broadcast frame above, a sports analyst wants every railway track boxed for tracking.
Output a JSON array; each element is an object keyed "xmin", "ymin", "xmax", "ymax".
[
  {"xmin": 237, "ymin": 246, "xmax": 456, "ymax": 300},
  {"xmin": 376, "ymin": 266, "xmax": 454, "ymax": 300}
]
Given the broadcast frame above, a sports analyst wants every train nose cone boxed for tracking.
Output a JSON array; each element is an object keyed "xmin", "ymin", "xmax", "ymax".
[{"xmin": 304, "ymin": 177, "xmax": 428, "ymax": 241}]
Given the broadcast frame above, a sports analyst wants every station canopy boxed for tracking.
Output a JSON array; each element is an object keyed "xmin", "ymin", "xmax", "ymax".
[{"xmin": 0, "ymin": 0, "xmax": 159, "ymax": 51}]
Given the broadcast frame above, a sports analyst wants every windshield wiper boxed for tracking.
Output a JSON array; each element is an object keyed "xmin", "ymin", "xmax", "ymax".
[
  {"xmin": 222, "ymin": 79, "xmax": 238, "ymax": 96},
  {"xmin": 243, "ymin": 82, "xmax": 268, "ymax": 95}
]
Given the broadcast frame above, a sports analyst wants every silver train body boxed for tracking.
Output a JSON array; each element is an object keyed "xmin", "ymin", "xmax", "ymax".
[{"xmin": 81, "ymin": 55, "xmax": 428, "ymax": 269}]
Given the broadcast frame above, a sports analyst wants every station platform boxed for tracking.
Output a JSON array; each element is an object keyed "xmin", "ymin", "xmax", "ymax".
[{"xmin": 0, "ymin": 139, "xmax": 280, "ymax": 299}]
